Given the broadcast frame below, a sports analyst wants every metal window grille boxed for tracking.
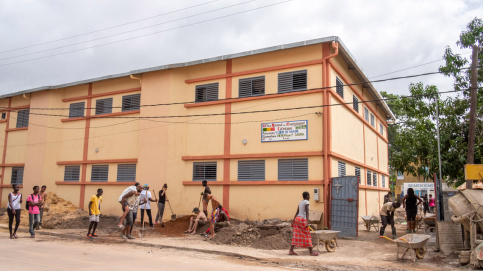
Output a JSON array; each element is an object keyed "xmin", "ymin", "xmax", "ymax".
[
  {"xmin": 382, "ymin": 175, "xmax": 386, "ymax": 188},
  {"xmin": 239, "ymin": 76, "xmax": 265, "ymax": 97},
  {"xmin": 370, "ymin": 114, "xmax": 375, "ymax": 127},
  {"xmin": 278, "ymin": 158, "xmax": 308, "ymax": 181},
  {"xmin": 117, "ymin": 164, "xmax": 137, "ymax": 182},
  {"xmin": 69, "ymin": 102, "xmax": 85, "ymax": 118},
  {"xmin": 195, "ymin": 83, "xmax": 219, "ymax": 102},
  {"xmin": 193, "ymin": 162, "xmax": 217, "ymax": 181},
  {"xmin": 278, "ymin": 70, "xmax": 307, "ymax": 93},
  {"xmin": 338, "ymin": 161, "xmax": 346, "ymax": 177},
  {"xmin": 16, "ymin": 109, "xmax": 30, "ymax": 128},
  {"xmin": 336, "ymin": 77, "xmax": 344, "ymax": 98},
  {"xmin": 373, "ymin": 172, "xmax": 377, "ymax": 187},
  {"xmin": 353, "ymin": 95, "xmax": 359, "ymax": 112},
  {"xmin": 355, "ymin": 167, "xmax": 361, "ymax": 184},
  {"xmin": 64, "ymin": 165, "xmax": 80, "ymax": 182},
  {"xmin": 91, "ymin": 165, "xmax": 109, "ymax": 182},
  {"xmin": 95, "ymin": 98, "xmax": 113, "ymax": 115},
  {"xmin": 11, "ymin": 167, "xmax": 24, "ymax": 185},
  {"xmin": 380, "ymin": 124, "xmax": 384, "ymax": 135},
  {"xmin": 364, "ymin": 107, "xmax": 369, "ymax": 121},
  {"xmin": 1, "ymin": 112, "xmax": 6, "ymax": 119},
  {"xmin": 121, "ymin": 93, "xmax": 141, "ymax": 112},
  {"xmin": 367, "ymin": 170, "xmax": 372, "ymax": 186},
  {"xmin": 238, "ymin": 160, "xmax": 265, "ymax": 181}
]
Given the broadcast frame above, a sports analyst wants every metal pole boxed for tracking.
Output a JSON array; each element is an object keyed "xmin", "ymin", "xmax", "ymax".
[{"xmin": 435, "ymin": 98, "xmax": 443, "ymax": 221}]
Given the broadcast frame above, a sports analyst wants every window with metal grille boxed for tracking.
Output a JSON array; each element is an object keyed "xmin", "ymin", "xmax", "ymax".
[
  {"xmin": 69, "ymin": 102, "xmax": 85, "ymax": 118},
  {"xmin": 122, "ymin": 94, "xmax": 141, "ymax": 112},
  {"xmin": 373, "ymin": 172, "xmax": 377, "ymax": 187},
  {"xmin": 382, "ymin": 175, "xmax": 386, "ymax": 188},
  {"xmin": 193, "ymin": 162, "xmax": 217, "ymax": 181},
  {"xmin": 336, "ymin": 77, "xmax": 344, "ymax": 98},
  {"xmin": 355, "ymin": 167, "xmax": 361, "ymax": 184},
  {"xmin": 16, "ymin": 109, "xmax": 29, "ymax": 128},
  {"xmin": 91, "ymin": 165, "xmax": 109, "ymax": 182},
  {"xmin": 367, "ymin": 170, "xmax": 372, "ymax": 186},
  {"xmin": 278, "ymin": 158, "xmax": 308, "ymax": 181},
  {"xmin": 239, "ymin": 76, "xmax": 265, "ymax": 97},
  {"xmin": 278, "ymin": 70, "xmax": 307, "ymax": 93},
  {"xmin": 95, "ymin": 98, "xmax": 113, "ymax": 115},
  {"xmin": 117, "ymin": 164, "xmax": 137, "ymax": 182},
  {"xmin": 195, "ymin": 83, "xmax": 219, "ymax": 103},
  {"xmin": 353, "ymin": 95, "xmax": 359, "ymax": 112},
  {"xmin": 11, "ymin": 167, "xmax": 24, "ymax": 185},
  {"xmin": 338, "ymin": 161, "xmax": 346, "ymax": 177},
  {"xmin": 370, "ymin": 113, "xmax": 375, "ymax": 127},
  {"xmin": 380, "ymin": 123, "xmax": 384, "ymax": 135},
  {"xmin": 64, "ymin": 165, "xmax": 80, "ymax": 182},
  {"xmin": 238, "ymin": 160, "xmax": 265, "ymax": 181},
  {"xmin": 364, "ymin": 107, "xmax": 369, "ymax": 122},
  {"xmin": 1, "ymin": 112, "xmax": 6, "ymax": 119}
]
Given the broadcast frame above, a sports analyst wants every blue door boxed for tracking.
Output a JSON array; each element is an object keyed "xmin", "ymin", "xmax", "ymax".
[{"xmin": 330, "ymin": 176, "xmax": 358, "ymax": 237}]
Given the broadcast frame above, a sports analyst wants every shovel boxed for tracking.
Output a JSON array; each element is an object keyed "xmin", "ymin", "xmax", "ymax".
[{"xmin": 166, "ymin": 195, "xmax": 176, "ymax": 221}]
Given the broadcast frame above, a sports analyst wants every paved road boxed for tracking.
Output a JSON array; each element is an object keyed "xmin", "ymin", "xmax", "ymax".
[{"xmin": 0, "ymin": 231, "xmax": 288, "ymax": 271}]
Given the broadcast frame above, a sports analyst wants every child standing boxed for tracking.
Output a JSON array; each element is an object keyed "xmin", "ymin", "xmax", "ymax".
[
  {"xmin": 27, "ymin": 186, "xmax": 42, "ymax": 238},
  {"xmin": 87, "ymin": 188, "xmax": 103, "ymax": 238}
]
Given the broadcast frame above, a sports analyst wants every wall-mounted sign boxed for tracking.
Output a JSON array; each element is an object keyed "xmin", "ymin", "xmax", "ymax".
[{"xmin": 261, "ymin": 120, "xmax": 307, "ymax": 142}]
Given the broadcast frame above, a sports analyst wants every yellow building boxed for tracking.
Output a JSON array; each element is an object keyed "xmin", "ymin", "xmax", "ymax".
[{"xmin": 0, "ymin": 37, "xmax": 394, "ymax": 226}]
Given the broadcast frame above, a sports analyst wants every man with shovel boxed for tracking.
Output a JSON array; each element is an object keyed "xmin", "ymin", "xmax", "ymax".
[
  {"xmin": 379, "ymin": 201, "xmax": 401, "ymax": 239},
  {"xmin": 155, "ymin": 184, "xmax": 168, "ymax": 227},
  {"xmin": 140, "ymin": 184, "xmax": 156, "ymax": 227}
]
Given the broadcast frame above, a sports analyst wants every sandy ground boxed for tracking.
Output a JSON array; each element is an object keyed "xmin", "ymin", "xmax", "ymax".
[{"xmin": 0, "ymin": 221, "xmax": 473, "ymax": 271}]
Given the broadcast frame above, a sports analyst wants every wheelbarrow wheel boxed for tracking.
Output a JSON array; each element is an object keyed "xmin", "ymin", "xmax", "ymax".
[
  {"xmin": 325, "ymin": 239, "xmax": 337, "ymax": 252},
  {"xmin": 415, "ymin": 246, "xmax": 426, "ymax": 259}
]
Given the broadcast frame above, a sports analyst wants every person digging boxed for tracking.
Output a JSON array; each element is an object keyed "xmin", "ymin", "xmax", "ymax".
[
  {"xmin": 289, "ymin": 191, "xmax": 319, "ymax": 256},
  {"xmin": 379, "ymin": 201, "xmax": 401, "ymax": 239}
]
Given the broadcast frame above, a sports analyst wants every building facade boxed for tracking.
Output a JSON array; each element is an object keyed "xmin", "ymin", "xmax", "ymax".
[{"xmin": 0, "ymin": 37, "xmax": 394, "ymax": 226}]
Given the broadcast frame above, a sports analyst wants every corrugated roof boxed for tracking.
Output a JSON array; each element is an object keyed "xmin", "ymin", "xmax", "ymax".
[{"xmin": 1, "ymin": 36, "xmax": 395, "ymax": 120}]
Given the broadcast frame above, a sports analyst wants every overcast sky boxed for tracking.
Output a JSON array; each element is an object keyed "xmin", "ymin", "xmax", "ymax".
[{"xmin": 0, "ymin": 0, "xmax": 480, "ymax": 98}]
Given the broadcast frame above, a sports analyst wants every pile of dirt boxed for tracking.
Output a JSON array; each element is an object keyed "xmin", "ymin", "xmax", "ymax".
[
  {"xmin": 210, "ymin": 219, "xmax": 293, "ymax": 250},
  {"xmin": 153, "ymin": 215, "xmax": 193, "ymax": 237}
]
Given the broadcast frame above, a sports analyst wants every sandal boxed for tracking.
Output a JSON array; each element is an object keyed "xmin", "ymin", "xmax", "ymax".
[
  {"xmin": 13, "ymin": 234, "xmax": 18, "ymax": 239},
  {"xmin": 91, "ymin": 234, "xmax": 99, "ymax": 237},
  {"xmin": 310, "ymin": 252, "xmax": 319, "ymax": 256},
  {"xmin": 288, "ymin": 251, "xmax": 298, "ymax": 255}
]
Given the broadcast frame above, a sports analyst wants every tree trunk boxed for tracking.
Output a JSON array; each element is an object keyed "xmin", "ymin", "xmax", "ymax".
[{"xmin": 466, "ymin": 45, "xmax": 479, "ymax": 190}]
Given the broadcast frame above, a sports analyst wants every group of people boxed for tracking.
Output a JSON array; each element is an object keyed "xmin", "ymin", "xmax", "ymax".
[{"xmin": 7, "ymin": 184, "xmax": 48, "ymax": 239}]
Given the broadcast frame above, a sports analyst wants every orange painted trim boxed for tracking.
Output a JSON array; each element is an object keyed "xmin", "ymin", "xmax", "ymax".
[
  {"xmin": 328, "ymin": 151, "xmax": 389, "ymax": 176},
  {"xmin": 364, "ymin": 188, "xmax": 368, "ymax": 215},
  {"xmin": 359, "ymin": 185, "xmax": 390, "ymax": 192},
  {"xmin": 61, "ymin": 110, "xmax": 140, "ymax": 122},
  {"xmin": 57, "ymin": 159, "xmax": 138, "ymax": 165},
  {"xmin": 0, "ymin": 98, "xmax": 12, "ymax": 207},
  {"xmin": 6, "ymin": 127, "xmax": 28, "ymax": 132},
  {"xmin": 0, "ymin": 120, "xmax": 6, "ymax": 123},
  {"xmin": 0, "ymin": 105, "xmax": 30, "ymax": 112},
  {"xmin": 0, "ymin": 163, "xmax": 25, "ymax": 167},
  {"xmin": 223, "ymin": 59, "xmax": 232, "ymax": 211},
  {"xmin": 55, "ymin": 181, "xmax": 136, "ymax": 185},
  {"xmin": 182, "ymin": 181, "xmax": 324, "ymax": 186},
  {"xmin": 62, "ymin": 87, "xmax": 141, "ymax": 102},
  {"xmin": 185, "ymin": 59, "xmax": 326, "ymax": 84},
  {"xmin": 0, "ymin": 184, "xmax": 23, "ymax": 188},
  {"xmin": 182, "ymin": 151, "xmax": 324, "ymax": 161}
]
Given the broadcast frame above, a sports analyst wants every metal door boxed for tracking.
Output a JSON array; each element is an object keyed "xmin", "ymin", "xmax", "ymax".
[{"xmin": 330, "ymin": 176, "xmax": 358, "ymax": 237}]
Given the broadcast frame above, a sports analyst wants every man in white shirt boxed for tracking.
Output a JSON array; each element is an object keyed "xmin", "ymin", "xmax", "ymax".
[
  {"xmin": 379, "ymin": 201, "xmax": 401, "ymax": 239},
  {"xmin": 140, "ymin": 184, "xmax": 157, "ymax": 227}
]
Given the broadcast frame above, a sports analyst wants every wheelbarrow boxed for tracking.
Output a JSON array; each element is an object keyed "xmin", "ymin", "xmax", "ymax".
[
  {"xmin": 361, "ymin": 215, "xmax": 380, "ymax": 232},
  {"xmin": 381, "ymin": 234, "xmax": 431, "ymax": 262},
  {"xmin": 310, "ymin": 229, "xmax": 340, "ymax": 252}
]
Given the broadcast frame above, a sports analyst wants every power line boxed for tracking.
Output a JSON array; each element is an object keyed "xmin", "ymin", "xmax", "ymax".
[
  {"xmin": 0, "ymin": 0, "xmax": 221, "ymax": 54},
  {"xmin": 0, "ymin": 0, "xmax": 291, "ymax": 67},
  {"xmin": 0, "ymin": 0, "xmax": 256, "ymax": 61}
]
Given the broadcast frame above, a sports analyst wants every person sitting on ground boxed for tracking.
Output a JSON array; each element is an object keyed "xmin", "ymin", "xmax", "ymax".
[
  {"xmin": 140, "ymin": 184, "xmax": 156, "ymax": 227},
  {"xmin": 402, "ymin": 188, "xmax": 422, "ymax": 233},
  {"xmin": 120, "ymin": 183, "xmax": 144, "ymax": 240},
  {"xmin": 7, "ymin": 184, "xmax": 22, "ymax": 239},
  {"xmin": 118, "ymin": 182, "xmax": 140, "ymax": 228},
  {"xmin": 207, "ymin": 204, "xmax": 229, "ymax": 239},
  {"xmin": 185, "ymin": 207, "xmax": 208, "ymax": 234},
  {"xmin": 39, "ymin": 185, "xmax": 47, "ymax": 229},
  {"xmin": 87, "ymin": 188, "xmax": 103, "ymax": 238},
  {"xmin": 379, "ymin": 201, "xmax": 401, "ymax": 239},
  {"xmin": 201, "ymin": 180, "xmax": 211, "ymax": 217},
  {"xmin": 289, "ymin": 191, "xmax": 318, "ymax": 256}
]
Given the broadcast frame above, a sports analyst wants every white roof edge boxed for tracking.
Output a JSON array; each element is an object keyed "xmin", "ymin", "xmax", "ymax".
[{"xmin": 1, "ymin": 36, "xmax": 395, "ymax": 120}]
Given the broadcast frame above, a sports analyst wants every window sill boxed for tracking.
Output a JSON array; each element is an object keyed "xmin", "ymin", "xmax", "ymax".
[
  {"xmin": 6, "ymin": 127, "xmax": 28, "ymax": 132},
  {"xmin": 0, "ymin": 184, "xmax": 23, "ymax": 188},
  {"xmin": 55, "ymin": 181, "xmax": 136, "ymax": 185},
  {"xmin": 183, "ymin": 180, "xmax": 323, "ymax": 186},
  {"xmin": 61, "ymin": 110, "xmax": 140, "ymax": 122}
]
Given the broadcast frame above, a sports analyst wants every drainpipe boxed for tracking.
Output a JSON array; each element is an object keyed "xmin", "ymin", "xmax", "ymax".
[
  {"xmin": 130, "ymin": 74, "xmax": 142, "ymax": 84},
  {"xmin": 322, "ymin": 41, "xmax": 338, "ymax": 228}
]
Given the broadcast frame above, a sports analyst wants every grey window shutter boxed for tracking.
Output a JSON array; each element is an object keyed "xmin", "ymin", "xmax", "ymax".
[
  {"xmin": 11, "ymin": 167, "xmax": 24, "ymax": 185},
  {"xmin": 193, "ymin": 162, "xmax": 217, "ymax": 181},
  {"xmin": 69, "ymin": 102, "xmax": 85, "ymax": 118},
  {"xmin": 122, "ymin": 94, "xmax": 141, "ymax": 112},
  {"xmin": 380, "ymin": 124, "xmax": 384, "ymax": 135},
  {"xmin": 370, "ymin": 114, "xmax": 375, "ymax": 127},
  {"xmin": 239, "ymin": 76, "xmax": 265, "ymax": 98},
  {"xmin": 95, "ymin": 98, "xmax": 113, "ymax": 115},
  {"xmin": 367, "ymin": 170, "xmax": 371, "ymax": 186},
  {"xmin": 91, "ymin": 165, "xmax": 109, "ymax": 182},
  {"xmin": 117, "ymin": 164, "xmax": 137, "ymax": 182},
  {"xmin": 278, "ymin": 70, "xmax": 307, "ymax": 93},
  {"xmin": 64, "ymin": 166, "xmax": 80, "ymax": 182},
  {"xmin": 336, "ymin": 77, "xmax": 344, "ymax": 98},
  {"xmin": 382, "ymin": 176, "xmax": 386, "ymax": 188},
  {"xmin": 373, "ymin": 172, "xmax": 377, "ymax": 186},
  {"xmin": 238, "ymin": 160, "xmax": 265, "ymax": 181},
  {"xmin": 353, "ymin": 95, "xmax": 359, "ymax": 112},
  {"xmin": 355, "ymin": 167, "xmax": 361, "ymax": 184},
  {"xmin": 16, "ymin": 109, "xmax": 30, "ymax": 128},
  {"xmin": 278, "ymin": 158, "xmax": 308, "ymax": 181},
  {"xmin": 338, "ymin": 161, "xmax": 346, "ymax": 177},
  {"xmin": 364, "ymin": 107, "xmax": 369, "ymax": 121},
  {"xmin": 195, "ymin": 83, "xmax": 219, "ymax": 102}
]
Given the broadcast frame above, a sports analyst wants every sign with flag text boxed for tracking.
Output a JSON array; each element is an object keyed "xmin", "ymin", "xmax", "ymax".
[{"xmin": 261, "ymin": 120, "xmax": 308, "ymax": 142}]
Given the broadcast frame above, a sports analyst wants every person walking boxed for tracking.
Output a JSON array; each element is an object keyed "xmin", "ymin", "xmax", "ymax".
[
  {"xmin": 288, "ymin": 191, "xmax": 318, "ymax": 256},
  {"xmin": 379, "ymin": 201, "xmax": 401, "ymax": 239},
  {"xmin": 140, "ymin": 184, "xmax": 156, "ymax": 227},
  {"xmin": 87, "ymin": 188, "xmax": 103, "ymax": 238},
  {"xmin": 402, "ymin": 188, "xmax": 422, "ymax": 233},
  {"xmin": 155, "ymin": 184, "xmax": 168, "ymax": 227},
  {"xmin": 422, "ymin": 194, "xmax": 430, "ymax": 216},
  {"xmin": 7, "ymin": 184, "xmax": 22, "ymax": 239},
  {"xmin": 429, "ymin": 194, "xmax": 435, "ymax": 214},
  {"xmin": 27, "ymin": 186, "xmax": 42, "ymax": 238},
  {"xmin": 39, "ymin": 185, "xmax": 47, "ymax": 229}
]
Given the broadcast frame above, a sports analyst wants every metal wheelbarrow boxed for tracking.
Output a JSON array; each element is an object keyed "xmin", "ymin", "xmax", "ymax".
[
  {"xmin": 310, "ymin": 229, "xmax": 340, "ymax": 252},
  {"xmin": 381, "ymin": 234, "xmax": 431, "ymax": 262},
  {"xmin": 361, "ymin": 215, "xmax": 380, "ymax": 232}
]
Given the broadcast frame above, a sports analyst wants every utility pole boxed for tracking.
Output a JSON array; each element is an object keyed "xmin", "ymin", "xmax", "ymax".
[{"xmin": 466, "ymin": 45, "xmax": 479, "ymax": 190}]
